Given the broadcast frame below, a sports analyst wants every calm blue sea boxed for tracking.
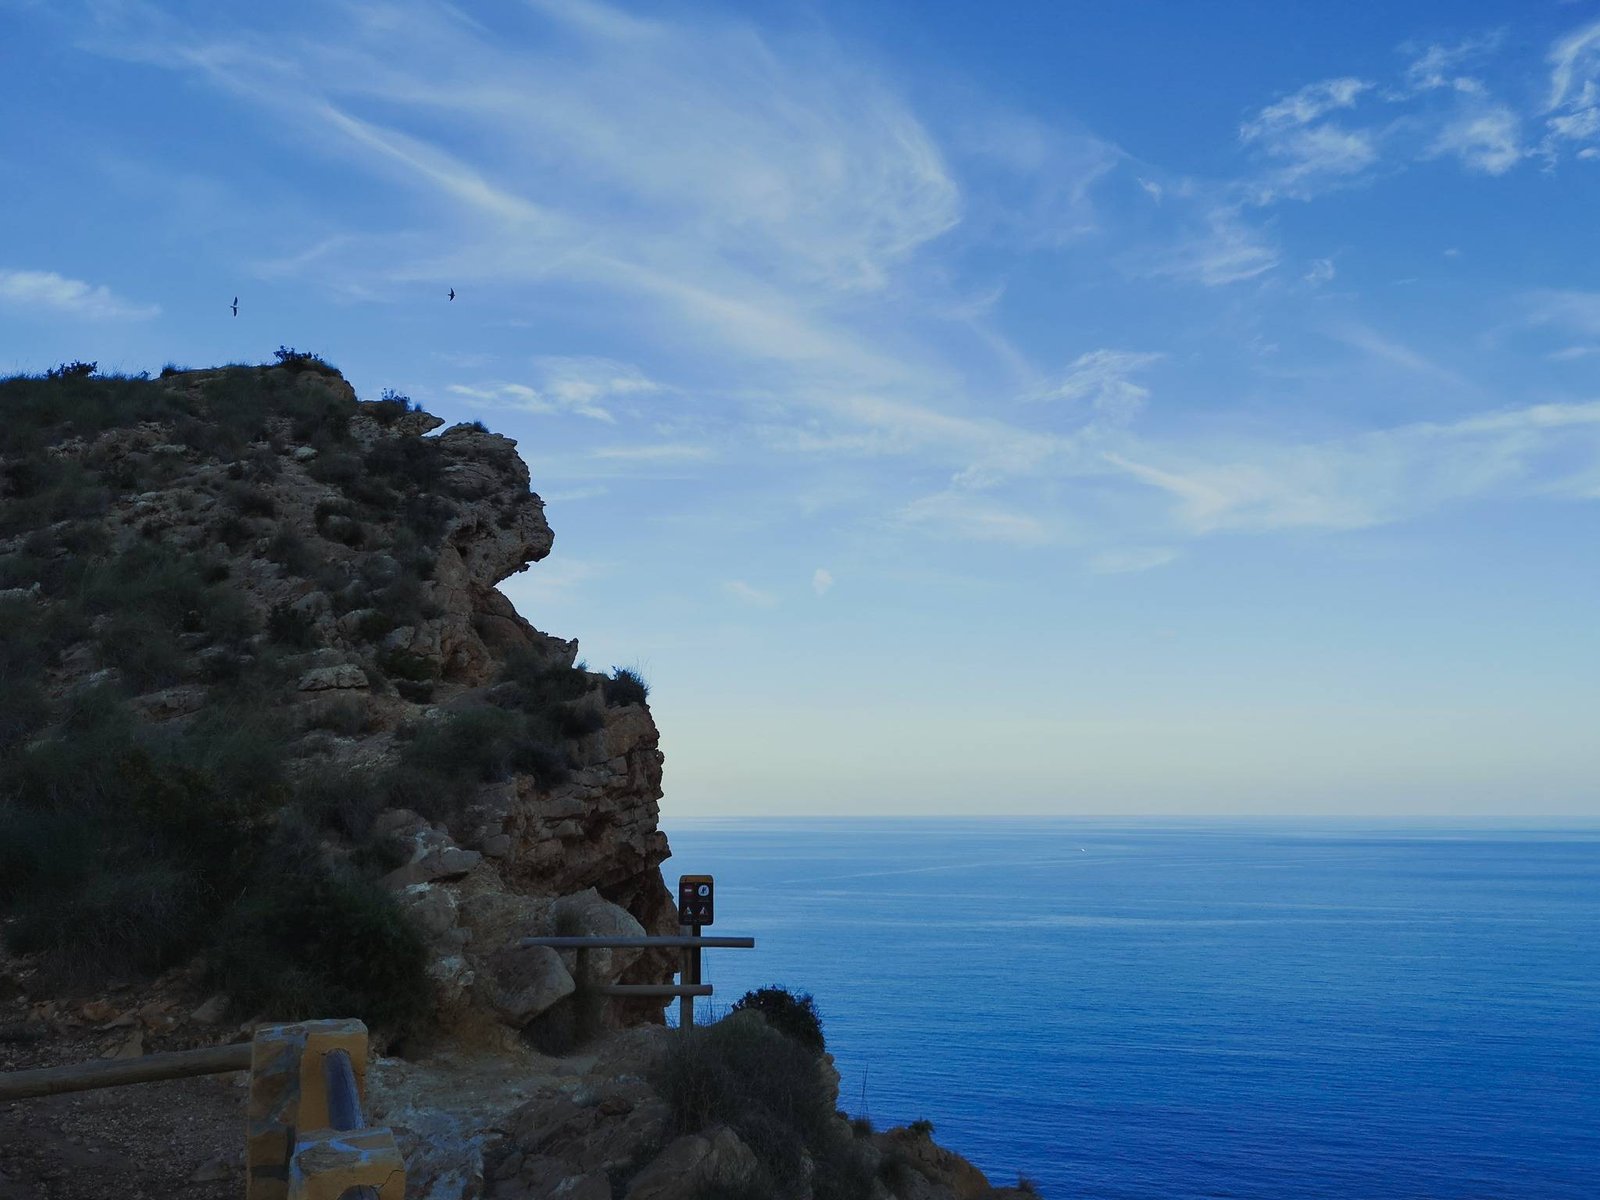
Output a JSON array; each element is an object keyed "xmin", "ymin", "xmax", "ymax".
[{"xmin": 658, "ymin": 820, "xmax": 1599, "ymax": 1199}]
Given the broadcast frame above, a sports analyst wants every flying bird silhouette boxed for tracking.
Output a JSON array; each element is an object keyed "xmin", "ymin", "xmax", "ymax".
[
  {"xmin": 448, "ymin": 288, "xmax": 455, "ymax": 301},
  {"xmin": 231, "ymin": 296, "xmax": 238, "ymax": 317}
]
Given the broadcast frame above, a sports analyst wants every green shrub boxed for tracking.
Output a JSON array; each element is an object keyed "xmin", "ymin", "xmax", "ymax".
[
  {"xmin": 224, "ymin": 481, "xmax": 276, "ymax": 517},
  {"xmin": 209, "ymin": 836, "xmax": 430, "ymax": 1037},
  {"xmin": 100, "ymin": 612, "xmax": 185, "ymax": 689},
  {"xmin": 907, "ymin": 1118, "xmax": 935, "ymax": 1138},
  {"xmin": 303, "ymin": 696, "xmax": 372, "ymax": 737},
  {"xmin": 0, "ymin": 457, "xmax": 111, "ymax": 536},
  {"xmin": 399, "ymin": 707, "xmax": 535, "ymax": 782},
  {"xmin": 292, "ymin": 764, "xmax": 384, "ymax": 840},
  {"xmin": 377, "ymin": 647, "xmax": 436, "ymax": 683},
  {"xmin": 366, "ymin": 389, "xmax": 417, "ymax": 427},
  {"xmin": 0, "ymin": 371, "xmax": 193, "ymax": 458},
  {"xmin": 729, "ymin": 986, "xmax": 825, "ymax": 1056},
  {"xmin": 367, "ymin": 437, "xmax": 445, "ymax": 491},
  {"xmin": 7, "ymin": 864, "xmax": 211, "ymax": 985},
  {"xmin": 0, "ymin": 805, "xmax": 97, "ymax": 905},
  {"xmin": 652, "ymin": 1014, "xmax": 835, "ymax": 1190},
  {"xmin": 46, "ymin": 360, "xmax": 96, "ymax": 379},
  {"xmin": 266, "ymin": 523, "xmax": 319, "ymax": 571},
  {"xmin": 271, "ymin": 346, "xmax": 338, "ymax": 375},
  {"xmin": 309, "ymin": 452, "xmax": 363, "ymax": 488},
  {"xmin": 0, "ymin": 678, "xmax": 48, "ymax": 752},
  {"xmin": 603, "ymin": 666, "xmax": 649, "ymax": 707}
]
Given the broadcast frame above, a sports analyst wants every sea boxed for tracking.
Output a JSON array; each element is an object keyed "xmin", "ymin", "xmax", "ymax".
[{"xmin": 657, "ymin": 819, "xmax": 1599, "ymax": 1200}]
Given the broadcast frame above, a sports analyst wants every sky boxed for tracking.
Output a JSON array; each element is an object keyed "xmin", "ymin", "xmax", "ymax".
[{"xmin": 2, "ymin": 0, "xmax": 1598, "ymax": 818}]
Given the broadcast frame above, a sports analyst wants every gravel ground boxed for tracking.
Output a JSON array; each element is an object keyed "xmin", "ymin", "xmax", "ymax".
[{"xmin": 0, "ymin": 1031, "xmax": 246, "ymax": 1200}]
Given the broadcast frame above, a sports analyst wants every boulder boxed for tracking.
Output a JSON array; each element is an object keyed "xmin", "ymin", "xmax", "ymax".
[
  {"xmin": 551, "ymin": 888, "xmax": 646, "ymax": 985},
  {"xmin": 624, "ymin": 1127, "xmax": 759, "ymax": 1200},
  {"xmin": 297, "ymin": 664, "xmax": 370, "ymax": 691},
  {"xmin": 480, "ymin": 945, "xmax": 574, "ymax": 1026}
]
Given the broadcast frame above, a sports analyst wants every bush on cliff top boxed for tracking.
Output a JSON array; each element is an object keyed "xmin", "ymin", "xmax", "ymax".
[
  {"xmin": 730, "ymin": 985, "xmax": 826, "ymax": 1055},
  {"xmin": 650, "ymin": 1009, "xmax": 874, "ymax": 1200},
  {"xmin": 603, "ymin": 665, "xmax": 649, "ymax": 707}
]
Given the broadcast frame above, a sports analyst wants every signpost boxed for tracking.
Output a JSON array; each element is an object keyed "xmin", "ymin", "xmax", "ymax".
[
  {"xmin": 678, "ymin": 874, "xmax": 714, "ymax": 926},
  {"xmin": 677, "ymin": 874, "xmax": 714, "ymax": 1030}
]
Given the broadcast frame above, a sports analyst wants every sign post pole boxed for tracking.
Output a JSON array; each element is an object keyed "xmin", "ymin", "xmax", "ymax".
[
  {"xmin": 676, "ymin": 875, "xmax": 715, "ymax": 1035},
  {"xmin": 677, "ymin": 919, "xmax": 693, "ymax": 1034}
]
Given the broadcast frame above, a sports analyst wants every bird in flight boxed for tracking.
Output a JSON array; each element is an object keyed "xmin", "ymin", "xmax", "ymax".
[
  {"xmin": 231, "ymin": 296, "xmax": 238, "ymax": 317},
  {"xmin": 448, "ymin": 288, "xmax": 455, "ymax": 301}
]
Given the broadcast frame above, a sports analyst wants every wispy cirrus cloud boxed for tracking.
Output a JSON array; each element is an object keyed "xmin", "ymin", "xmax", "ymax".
[
  {"xmin": 74, "ymin": 0, "xmax": 960, "ymax": 383},
  {"xmin": 1400, "ymin": 35, "xmax": 1502, "ymax": 95},
  {"xmin": 1028, "ymin": 350, "xmax": 1163, "ymax": 422},
  {"xmin": 1105, "ymin": 401, "xmax": 1600, "ymax": 533},
  {"xmin": 0, "ymin": 268, "xmax": 159, "ymax": 319},
  {"xmin": 897, "ymin": 490, "xmax": 1054, "ymax": 546},
  {"xmin": 1429, "ymin": 105, "xmax": 1524, "ymax": 174},
  {"xmin": 1239, "ymin": 78, "xmax": 1379, "ymax": 201},
  {"xmin": 1138, "ymin": 207, "xmax": 1279, "ymax": 286},
  {"xmin": 724, "ymin": 579, "xmax": 778, "ymax": 607},
  {"xmin": 448, "ymin": 356, "xmax": 662, "ymax": 423},
  {"xmin": 1543, "ymin": 19, "xmax": 1600, "ymax": 158},
  {"xmin": 1087, "ymin": 547, "xmax": 1179, "ymax": 575},
  {"xmin": 590, "ymin": 443, "xmax": 714, "ymax": 463}
]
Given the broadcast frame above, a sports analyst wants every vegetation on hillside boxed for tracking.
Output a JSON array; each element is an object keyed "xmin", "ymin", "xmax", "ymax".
[{"xmin": 0, "ymin": 356, "xmax": 601, "ymax": 1041}]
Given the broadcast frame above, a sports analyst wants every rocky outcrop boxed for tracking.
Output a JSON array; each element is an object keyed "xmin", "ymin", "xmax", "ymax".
[{"xmin": 0, "ymin": 361, "xmax": 677, "ymax": 1044}]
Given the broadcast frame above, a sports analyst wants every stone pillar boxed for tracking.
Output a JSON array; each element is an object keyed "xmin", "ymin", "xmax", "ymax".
[{"xmin": 248, "ymin": 1019, "xmax": 380, "ymax": 1200}]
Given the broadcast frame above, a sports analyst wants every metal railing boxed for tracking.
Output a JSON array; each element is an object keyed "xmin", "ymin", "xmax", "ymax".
[{"xmin": 519, "ymin": 930, "xmax": 756, "ymax": 1031}]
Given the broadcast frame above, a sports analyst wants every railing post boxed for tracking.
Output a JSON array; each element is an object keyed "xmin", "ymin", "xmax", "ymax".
[{"xmin": 678, "ymin": 922, "xmax": 695, "ymax": 1033}]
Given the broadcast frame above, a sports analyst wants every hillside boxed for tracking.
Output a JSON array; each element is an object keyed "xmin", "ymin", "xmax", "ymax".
[{"xmin": 0, "ymin": 352, "xmax": 675, "ymax": 1048}]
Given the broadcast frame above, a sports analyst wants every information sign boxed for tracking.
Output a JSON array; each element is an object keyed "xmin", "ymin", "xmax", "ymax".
[{"xmin": 677, "ymin": 874, "xmax": 714, "ymax": 926}]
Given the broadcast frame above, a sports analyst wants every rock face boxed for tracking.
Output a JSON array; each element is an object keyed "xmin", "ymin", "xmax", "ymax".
[{"xmin": 0, "ymin": 362, "xmax": 677, "ymax": 1043}]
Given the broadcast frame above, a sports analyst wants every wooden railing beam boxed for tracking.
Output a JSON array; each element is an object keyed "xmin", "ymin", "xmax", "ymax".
[{"xmin": 0, "ymin": 1041, "xmax": 252, "ymax": 1103}]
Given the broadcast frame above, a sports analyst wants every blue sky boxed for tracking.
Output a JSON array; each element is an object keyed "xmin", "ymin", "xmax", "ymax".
[{"xmin": 3, "ymin": 0, "xmax": 1598, "ymax": 817}]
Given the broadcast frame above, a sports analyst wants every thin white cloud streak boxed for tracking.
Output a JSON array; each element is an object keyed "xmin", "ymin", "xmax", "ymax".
[
  {"xmin": 1028, "ymin": 350, "xmax": 1162, "ymax": 422},
  {"xmin": 1526, "ymin": 289, "xmax": 1600, "ymax": 337},
  {"xmin": 1546, "ymin": 19, "xmax": 1600, "ymax": 111},
  {"xmin": 74, "ymin": 0, "xmax": 962, "ymax": 385},
  {"xmin": 590, "ymin": 443, "xmax": 714, "ymax": 462},
  {"xmin": 1242, "ymin": 78, "xmax": 1371, "ymax": 139},
  {"xmin": 448, "ymin": 357, "xmax": 661, "ymax": 423},
  {"xmin": 1139, "ymin": 208, "xmax": 1279, "ymax": 286},
  {"xmin": 811, "ymin": 568, "xmax": 835, "ymax": 597},
  {"xmin": 724, "ymin": 580, "xmax": 778, "ymax": 607},
  {"xmin": 1087, "ymin": 547, "xmax": 1179, "ymax": 575},
  {"xmin": 1325, "ymin": 324, "xmax": 1472, "ymax": 388},
  {"xmin": 1105, "ymin": 401, "xmax": 1600, "ymax": 533},
  {"xmin": 1429, "ymin": 106, "xmax": 1523, "ymax": 174},
  {"xmin": 1402, "ymin": 36, "xmax": 1501, "ymax": 95},
  {"xmin": 897, "ymin": 490, "xmax": 1053, "ymax": 546},
  {"xmin": 1239, "ymin": 78, "xmax": 1378, "ymax": 201},
  {"xmin": 0, "ymin": 268, "xmax": 159, "ymax": 319}
]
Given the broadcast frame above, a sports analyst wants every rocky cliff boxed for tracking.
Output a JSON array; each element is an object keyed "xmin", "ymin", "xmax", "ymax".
[
  {"xmin": 0, "ymin": 356, "xmax": 675, "ymax": 1047},
  {"xmin": 0, "ymin": 357, "xmax": 1043, "ymax": 1200}
]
